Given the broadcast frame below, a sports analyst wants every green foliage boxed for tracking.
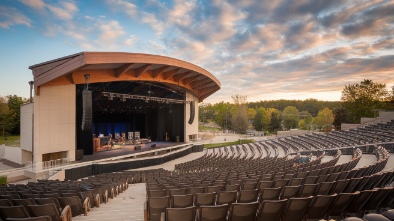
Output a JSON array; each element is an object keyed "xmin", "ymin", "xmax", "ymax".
[
  {"xmin": 204, "ymin": 139, "xmax": 254, "ymax": 149},
  {"xmin": 198, "ymin": 126, "xmax": 220, "ymax": 131},
  {"xmin": 333, "ymin": 107, "xmax": 347, "ymax": 130},
  {"xmin": 269, "ymin": 111, "xmax": 281, "ymax": 132},
  {"xmin": 253, "ymin": 108, "xmax": 263, "ymax": 131},
  {"xmin": 253, "ymin": 107, "xmax": 270, "ymax": 131},
  {"xmin": 248, "ymin": 99, "xmax": 341, "ymax": 116},
  {"xmin": 298, "ymin": 119, "xmax": 307, "ymax": 130},
  {"xmin": 341, "ymin": 79, "xmax": 388, "ymax": 123},
  {"xmin": 199, "ymin": 103, "xmax": 216, "ymax": 125},
  {"xmin": 314, "ymin": 107, "xmax": 334, "ymax": 131},
  {"xmin": 282, "ymin": 106, "xmax": 300, "ymax": 130},
  {"xmin": 6, "ymin": 95, "xmax": 26, "ymax": 135},
  {"xmin": 0, "ymin": 176, "xmax": 7, "ymax": 185},
  {"xmin": 247, "ymin": 108, "xmax": 256, "ymax": 120},
  {"xmin": 230, "ymin": 95, "xmax": 249, "ymax": 134}
]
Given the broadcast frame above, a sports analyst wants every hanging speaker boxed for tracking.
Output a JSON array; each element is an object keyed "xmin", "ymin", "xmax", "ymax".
[
  {"xmin": 188, "ymin": 101, "xmax": 195, "ymax": 124},
  {"xmin": 81, "ymin": 90, "xmax": 92, "ymax": 131}
]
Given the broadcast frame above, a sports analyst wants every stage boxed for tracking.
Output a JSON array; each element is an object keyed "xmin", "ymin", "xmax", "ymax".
[{"xmin": 77, "ymin": 141, "xmax": 186, "ymax": 162}]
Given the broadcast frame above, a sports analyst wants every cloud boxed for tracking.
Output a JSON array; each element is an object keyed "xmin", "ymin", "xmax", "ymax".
[
  {"xmin": 105, "ymin": 0, "xmax": 138, "ymax": 18},
  {"xmin": 0, "ymin": 6, "xmax": 32, "ymax": 28},
  {"xmin": 47, "ymin": 1, "xmax": 78, "ymax": 20},
  {"xmin": 19, "ymin": 0, "xmax": 45, "ymax": 10},
  {"xmin": 125, "ymin": 35, "xmax": 138, "ymax": 46},
  {"xmin": 95, "ymin": 20, "xmax": 126, "ymax": 50}
]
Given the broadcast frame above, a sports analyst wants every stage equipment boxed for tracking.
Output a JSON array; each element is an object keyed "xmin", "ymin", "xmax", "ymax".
[
  {"xmin": 102, "ymin": 92, "xmax": 191, "ymax": 104},
  {"xmin": 188, "ymin": 101, "xmax": 195, "ymax": 124},
  {"xmin": 81, "ymin": 74, "xmax": 92, "ymax": 131}
]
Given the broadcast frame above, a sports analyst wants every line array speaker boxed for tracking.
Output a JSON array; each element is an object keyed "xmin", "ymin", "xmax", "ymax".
[
  {"xmin": 81, "ymin": 90, "xmax": 92, "ymax": 131},
  {"xmin": 188, "ymin": 101, "xmax": 195, "ymax": 124}
]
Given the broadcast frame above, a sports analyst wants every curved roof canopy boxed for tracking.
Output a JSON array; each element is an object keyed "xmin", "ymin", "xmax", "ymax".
[{"xmin": 29, "ymin": 52, "xmax": 221, "ymax": 101}]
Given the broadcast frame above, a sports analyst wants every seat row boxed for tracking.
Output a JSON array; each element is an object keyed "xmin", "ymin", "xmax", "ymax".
[{"xmin": 146, "ymin": 186, "xmax": 394, "ymax": 221}]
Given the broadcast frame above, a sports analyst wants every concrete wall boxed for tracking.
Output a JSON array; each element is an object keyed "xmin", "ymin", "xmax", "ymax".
[
  {"xmin": 277, "ymin": 130, "xmax": 312, "ymax": 137},
  {"xmin": 4, "ymin": 146, "xmax": 22, "ymax": 164},
  {"xmin": 20, "ymin": 103, "xmax": 33, "ymax": 152},
  {"xmin": 378, "ymin": 111, "xmax": 394, "ymax": 120},
  {"xmin": 34, "ymin": 84, "xmax": 76, "ymax": 163},
  {"xmin": 184, "ymin": 92, "xmax": 199, "ymax": 142}
]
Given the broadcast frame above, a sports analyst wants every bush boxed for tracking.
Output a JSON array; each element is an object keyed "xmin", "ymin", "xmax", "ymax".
[{"xmin": 0, "ymin": 176, "xmax": 7, "ymax": 185}]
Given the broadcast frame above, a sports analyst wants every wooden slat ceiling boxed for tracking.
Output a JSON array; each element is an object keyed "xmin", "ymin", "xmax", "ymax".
[{"xmin": 29, "ymin": 52, "xmax": 221, "ymax": 102}]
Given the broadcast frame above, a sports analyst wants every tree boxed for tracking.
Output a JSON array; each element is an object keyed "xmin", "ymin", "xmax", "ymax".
[
  {"xmin": 247, "ymin": 108, "xmax": 256, "ymax": 122},
  {"xmin": 7, "ymin": 95, "xmax": 26, "ymax": 135},
  {"xmin": 199, "ymin": 103, "xmax": 215, "ymax": 125},
  {"xmin": 253, "ymin": 108, "xmax": 263, "ymax": 131},
  {"xmin": 298, "ymin": 119, "xmax": 307, "ymax": 130},
  {"xmin": 211, "ymin": 102, "xmax": 232, "ymax": 130},
  {"xmin": 314, "ymin": 107, "xmax": 334, "ymax": 132},
  {"xmin": 341, "ymin": 79, "xmax": 388, "ymax": 123},
  {"xmin": 253, "ymin": 107, "xmax": 270, "ymax": 131},
  {"xmin": 0, "ymin": 96, "xmax": 9, "ymax": 137},
  {"xmin": 230, "ymin": 95, "xmax": 248, "ymax": 134},
  {"xmin": 282, "ymin": 106, "xmax": 300, "ymax": 130},
  {"xmin": 269, "ymin": 111, "xmax": 281, "ymax": 132},
  {"xmin": 333, "ymin": 107, "xmax": 347, "ymax": 130}
]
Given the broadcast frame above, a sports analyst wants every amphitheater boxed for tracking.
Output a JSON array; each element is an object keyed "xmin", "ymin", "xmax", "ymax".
[{"xmin": 0, "ymin": 120, "xmax": 394, "ymax": 221}]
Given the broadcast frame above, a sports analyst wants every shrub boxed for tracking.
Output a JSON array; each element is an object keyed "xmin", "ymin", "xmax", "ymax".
[{"xmin": 0, "ymin": 176, "xmax": 7, "ymax": 185}]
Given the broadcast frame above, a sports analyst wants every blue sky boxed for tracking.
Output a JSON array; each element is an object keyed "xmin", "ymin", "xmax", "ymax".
[{"xmin": 1, "ymin": 0, "xmax": 393, "ymax": 103}]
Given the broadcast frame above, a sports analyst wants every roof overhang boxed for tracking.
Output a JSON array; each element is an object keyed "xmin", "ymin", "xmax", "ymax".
[{"xmin": 29, "ymin": 52, "xmax": 221, "ymax": 102}]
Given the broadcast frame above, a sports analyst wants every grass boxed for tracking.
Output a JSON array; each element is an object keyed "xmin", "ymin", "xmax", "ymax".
[
  {"xmin": 199, "ymin": 125, "xmax": 221, "ymax": 131},
  {"xmin": 204, "ymin": 139, "xmax": 254, "ymax": 149},
  {"xmin": 0, "ymin": 135, "xmax": 20, "ymax": 146}
]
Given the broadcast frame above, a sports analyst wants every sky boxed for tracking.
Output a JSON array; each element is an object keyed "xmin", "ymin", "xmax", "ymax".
[{"xmin": 0, "ymin": 0, "xmax": 394, "ymax": 104}]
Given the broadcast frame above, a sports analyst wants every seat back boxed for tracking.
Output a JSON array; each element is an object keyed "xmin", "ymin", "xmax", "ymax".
[
  {"xmin": 298, "ymin": 183, "xmax": 317, "ymax": 197},
  {"xmin": 148, "ymin": 196, "xmax": 170, "ymax": 221},
  {"xmin": 306, "ymin": 194, "xmax": 337, "ymax": 220},
  {"xmin": 149, "ymin": 190, "xmax": 167, "ymax": 198},
  {"xmin": 11, "ymin": 199, "xmax": 36, "ymax": 212},
  {"xmin": 217, "ymin": 191, "xmax": 237, "ymax": 206},
  {"xmin": 282, "ymin": 196, "xmax": 313, "ymax": 221},
  {"xmin": 195, "ymin": 193, "xmax": 216, "ymax": 208},
  {"xmin": 0, "ymin": 205, "xmax": 30, "ymax": 220},
  {"xmin": 188, "ymin": 187, "xmax": 205, "ymax": 195},
  {"xmin": 260, "ymin": 187, "xmax": 281, "ymax": 201},
  {"xmin": 224, "ymin": 184, "xmax": 240, "ymax": 192},
  {"xmin": 199, "ymin": 204, "xmax": 228, "ymax": 221},
  {"xmin": 256, "ymin": 199, "xmax": 287, "ymax": 221},
  {"xmin": 58, "ymin": 196, "xmax": 83, "ymax": 217},
  {"xmin": 34, "ymin": 198, "xmax": 62, "ymax": 212},
  {"xmin": 257, "ymin": 181, "xmax": 273, "ymax": 190},
  {"xmin": 280, "ymin": 186, "xmax": 301, "ymax": 200},
  {"xmin": 237, "ymin": 189, "xmax": 258, "ymax": 203},
  {"xmin": 0, "ymin": 199, "xmax": 12, "ymax": 206},
  {"xmin": 171, "ymin": 194, "xmax": 194, "ymax": 208},
  {"xmin": 327, "ymin": 192, "xmax": 359, "ymax": 219},
  {"xmin": 6, "ymin": 216, "xmax": 52, "ymax": 221},
  {"xmin": 229, "ymin": 202, "xmax": 259, "ymax": 221},
  {"xmin": 166, "ymin": 206, "xmax": 196, "ymax": 221},
  {"xmin": 28, "ymin": 204, "xmax": 61, "ymax": 221},
  {"xmin": 315, "ymin": 182, "xmax": 334, "ymax": 195},
  {"xmin": 206, "ymin": 186, "xmax": 223, "ymax": 193}
]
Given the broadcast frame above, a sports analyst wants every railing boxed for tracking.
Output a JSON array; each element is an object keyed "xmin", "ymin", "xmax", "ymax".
[{"xmin": 24, "ymin": 158, "xmax": 72, "ymax": 172}]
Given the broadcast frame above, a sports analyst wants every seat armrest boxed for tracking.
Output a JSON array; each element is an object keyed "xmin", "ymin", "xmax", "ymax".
[
  {"xmin": 95, "ymin": 193, "xmax": 101, "ymax": 208},
  {"xmin": 83, "ymin": 197, "xmax": 90, "ymax": 216},
  {"xmin": 144, "ymin": 201, "xmax": 148, "ymax": 221},
  {"xmin": 60, "ymin": 205, "xmax": 72, "ymax": 221}
]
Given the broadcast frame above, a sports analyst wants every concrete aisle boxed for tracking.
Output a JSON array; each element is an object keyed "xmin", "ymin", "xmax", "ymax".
[{"xmin": 74, "ymin": 183, "xmax": 146, "ymax": 221}]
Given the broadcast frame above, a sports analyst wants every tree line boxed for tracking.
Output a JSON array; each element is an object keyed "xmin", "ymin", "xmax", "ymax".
[
  {"xmin": 200, "ymin": 79, "xmax": 394, "ymax": 134},
  {"xmin": 0, "ymin": 95, "xmax": 27, "ymax": 136}
]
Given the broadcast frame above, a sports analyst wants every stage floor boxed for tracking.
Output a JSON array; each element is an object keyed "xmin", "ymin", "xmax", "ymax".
[{"xmin": 77, "ymin": 141, "xmax": 185, "ymax": 162}]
